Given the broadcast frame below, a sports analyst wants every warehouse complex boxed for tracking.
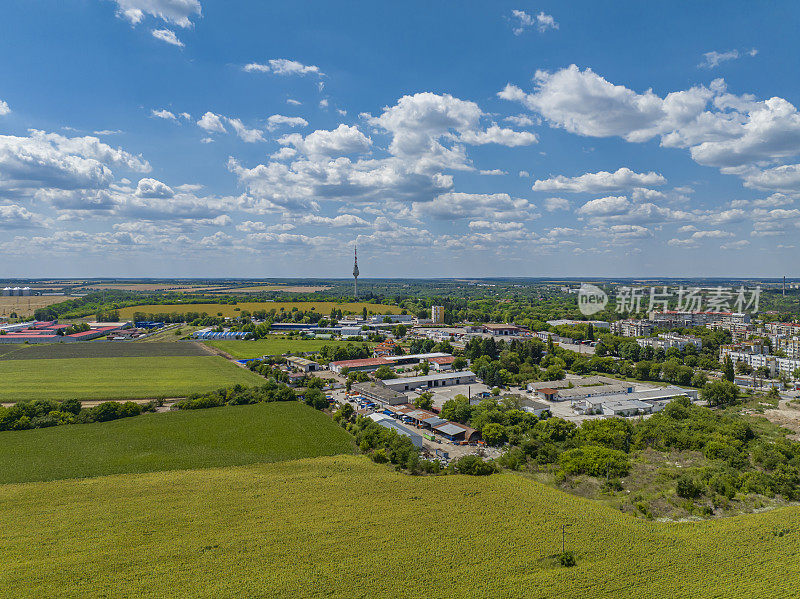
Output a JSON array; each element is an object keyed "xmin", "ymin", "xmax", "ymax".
[{"xmin": 0, "ymin": 321, "xmax": 130, "ymax": 343}]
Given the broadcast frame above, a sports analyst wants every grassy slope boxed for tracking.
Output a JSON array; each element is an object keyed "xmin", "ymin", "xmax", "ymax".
[
  {"xmin": 0, "ymin": 402, "xmax": 354, "ymax": 484},
  {"xmin": 117, "ymin": 301, "xmax": 402, "ymax": 319},
  {"xmin": 205, "ymin": 337, "xmax": 373, "ymax": 359},
  {"xmin": 0, "ymin": 355, "xmax": 263, "ymax": 401},
  {"xmin": 0, "ymin": 455, "xmax": 798, "ymax": 598}
]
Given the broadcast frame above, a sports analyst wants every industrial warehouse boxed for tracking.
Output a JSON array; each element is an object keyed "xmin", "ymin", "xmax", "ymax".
[{"xmin": 0, "ymin": 321, "xmax": 131, "ymax": 343}]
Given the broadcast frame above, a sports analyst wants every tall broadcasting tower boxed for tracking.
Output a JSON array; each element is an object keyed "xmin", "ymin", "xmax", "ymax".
[{"xmin": 353, "ymin": 246, "xmax": 359, "ymax": 299}]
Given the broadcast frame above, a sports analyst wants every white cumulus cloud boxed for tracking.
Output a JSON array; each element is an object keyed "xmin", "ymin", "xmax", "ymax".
[
  {"xmin": 113, "ymin": 0, "xmax": 201, "ymax": 28},
  {"xmin": 532, "ymin": 168, "xmax": 666, "ymax": 193},
  {"xmin": 197, "ymin": 111, "xmax": 226, "ymax": 133},
  {"xmin": 243, "ymin": 58, "xmax": 322, "ymax": 76},
  {"xmin": 151, "ymin": 28, "xmax": 184, "ymax": 47}
]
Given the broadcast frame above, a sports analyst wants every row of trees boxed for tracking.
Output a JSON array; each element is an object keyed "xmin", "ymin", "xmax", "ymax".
[
  {"xmin": 0, "ymin": 398, "xmax": 156, "ymax": 431},
  {"xmin": 174, "ymin": 382, "xmax": 297, "ymax": 409}
]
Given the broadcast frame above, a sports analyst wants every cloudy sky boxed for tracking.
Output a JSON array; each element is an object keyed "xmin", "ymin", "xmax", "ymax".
[{"xmin": 1, "ymin": 1, "xmax": 798, "ymax": 278}]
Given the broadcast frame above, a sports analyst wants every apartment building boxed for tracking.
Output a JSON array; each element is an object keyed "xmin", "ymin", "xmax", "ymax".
[
  {"xmin": 611, "ymin": 319, "xmax": 655, "ymax": 337},
  {"xmin": 637, "ymin": 333, "xmax": 702, "ymax": 351}
]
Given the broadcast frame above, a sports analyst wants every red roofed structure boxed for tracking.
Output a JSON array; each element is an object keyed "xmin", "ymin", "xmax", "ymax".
[{"xmin": 329, "ymin": 357, "xmax": 391, "ymax": 374}]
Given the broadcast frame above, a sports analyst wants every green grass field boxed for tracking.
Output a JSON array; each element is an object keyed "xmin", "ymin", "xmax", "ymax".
[
  {"xmin": 0, "ymin": 356, "xmax": 262, "ymax": 401},
  {"xmin": 117, "ymin": 301, "xmax": 402, "ymax": 319},
  {"xmin": 1, "ymin": 455, "xmax": 799, "ymax": 598},
  {"xmin": 0, "ymin": 402, "xmax": 354, "ymax": 484},
  {"xmin": 206, "ymin": 337, "xmax": 373, "ymax": 359},
  {"xmin": 0, "ymin": 341, "xmax": 211, "ymax": 360}
]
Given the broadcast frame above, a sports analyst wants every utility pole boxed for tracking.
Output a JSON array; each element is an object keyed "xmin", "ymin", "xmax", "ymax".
[{"xmin": 352, "ymin": 246, "xmax": 359, "ymax": 300}]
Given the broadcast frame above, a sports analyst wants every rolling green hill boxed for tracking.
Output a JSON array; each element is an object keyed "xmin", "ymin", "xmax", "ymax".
[
  {"xmin": 1, "ymin": 455, "xmax": 799, "ymax": 598},
  {"xmin": 0, "ymin": 402, "xmax": 353, "ymax": 484}
]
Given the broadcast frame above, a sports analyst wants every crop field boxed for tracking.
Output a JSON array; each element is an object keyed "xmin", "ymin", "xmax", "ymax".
[
  {"xmin": 76, "ymin": 283, "xmax": 223, "ymax": 291},
  {"xmin": 0, "ymin": 356, "xmax": 262, "ymax": 402},
  {"xmin": 134, "ymin": 325, "xmax": 202, "ymax": 343},
  {"xmin": 0, "ymin": 341, "xmax": 211, "ymax": 360},
  {"xmin": 206, "ymin": 337, "xmax": 373, "ymax": 359},
  {"xmin": 117, "ymin": 301, "xmax": 402, "ymax": 319},
  {"xmin": 0, "ymin": 402, "xmax": 353, "ymax": 484},
  {"xmin": 0, "ymin": 295, "xmax": 69, "ymax": 317},
  {"xmin": 1, "ymin": 455, "xmax": 799, "ymax": 598},
  {"xmin": 213, "ymin": 284, "xmax": 332, "ymax": 293}
]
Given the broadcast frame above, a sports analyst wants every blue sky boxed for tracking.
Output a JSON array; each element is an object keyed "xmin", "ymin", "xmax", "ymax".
[{"xmin": 1, "ymin": 1, "xmax": 799, "ymax": 278}]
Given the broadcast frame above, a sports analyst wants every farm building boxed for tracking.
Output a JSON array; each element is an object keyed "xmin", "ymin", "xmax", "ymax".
[
  {"xmin": 373, "ymin": 339, "xmax": 400, "ymax": 357},
  {"xmin": 572, "ymin": 385, "xmax": 696, "ymax": 416},
  {"xmin": 427, "ymin": 355, "xmax": 457, "ymax": 371},
  {"xmin": 381, "ymin": 352, "xmax": 451, "ymax": 366},
  {"xmin": 542, "ymin": 383, "xmax": 635, "ymax": 402},
  {"xmin": 330, "ymin": 357, "xmax": 391, "ymax": 374},
  {"xmin": 193, "ymin": 329, "xmax": 248, "ymax": 340},
  {"xmin": 520, "ymin": 399, "xmax": 551, "ymax": 417},
  {"xmin": 351, "ymin": 382, "xmax": 408, "ymax": 406},
  {"xmin": 0, "ymin": 321, "xmax": 128, "ymax": 344},
  {"xmin": 432, "ymin": 422, "xmax": 479, "ymax": 443},
  {"xmin": 382, "ymin": 370, "xmax": 477, "ymax": 392},
  {"xmin": 600, "ymin": 400, "xmax": 653, "ymax": 417},
  {"xmin": 483, "ymin": 324, "xmax": 523, "ymax": 336},
  {"xmin": 286, "ymin": 356, "xmax": 321, "ymax": 372},
  {"xmin": 401, "ymin": 409, "xmax": 438, "ymax": 427},
  {"xmin": 368, "ymin": 414, "xmax": 423, "ymax": 448}
]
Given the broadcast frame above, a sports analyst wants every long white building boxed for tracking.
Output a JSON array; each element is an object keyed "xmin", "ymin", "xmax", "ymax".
[
  {"xmin": 637, "ymin": 333, "xmax": 702, "ymax": 351},
  {"xmin": 722, "ymin": 350, "xmax": 800, "ymax": 380},
  {"xmin": 649, "ymin": 311, "xmax": 750, "ymax": 327}
]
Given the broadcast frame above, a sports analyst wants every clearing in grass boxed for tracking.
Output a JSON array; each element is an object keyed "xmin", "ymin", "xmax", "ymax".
[
  {"xmin": 205, "ymin": 337, "xmax": 374, "ymax": 359},
  {"xmin": 0, "ymin": 402, "xmax": 353, "ymax": 484},
  {"xmin": 0, "ymin": 356, "xmax": 263, "ymax": 402},
  {"xmin": 1, "ymin": 455, "xmax": 799, "ymax": 598},
  {"xmin": 116, "ymin": 301, "xmax": 402, "ymax": 319}
]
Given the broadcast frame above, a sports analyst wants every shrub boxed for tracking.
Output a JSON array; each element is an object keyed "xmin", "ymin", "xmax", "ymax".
[
  {"xmin": 60, "ymin": 399, "xmax": 82, "ymax": 415},
  {"xmin": 558, "ymin": 446, "xmax": 630, "ymax": 478},
  {"xmin": 482, "ymin": 423, "xmax": 508, "ymax": 446},
  {"xmin": 676, "ymin": 475, "xmax": 702, "ymax": 499},
  {"xmin": 558, "ymin": 551, "xmax": 576, "ymax": 567},
  {"xmin": 451, "ymin": 455, "xmax": 497, "ymax": 476},
  {"xmin": 701, "ymin": 380, "xmax": 739, "ymax": 407},
  {"xmin": 304, "ymin": 388, "xmax": 328, "ymax": 411},
  {"xmin": 371, "ymin": 449, "xmax": 389, "ymax": 464}
]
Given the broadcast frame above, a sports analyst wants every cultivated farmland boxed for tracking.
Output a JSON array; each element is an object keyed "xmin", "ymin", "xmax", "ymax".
[
  {"xmin": 1, "ymin": 455, "xmax": 799, "ymax": 598},
  {"xmin": 205, "ymin": 338, "xmax": 373, "ymax": 359},
  {"xmin": 117, "ymin": 301, "xmax": 403, "ymax": 319},
  {"xmin": 0, "ymin": 356, "xmax": 262, "ymax": 401},
  {"xmin": 0, "ymin": 402, "xmax": 354, "ymax": 484},
  {"xmin": 0, "ymin": 295, "xmax": 70, "ymax": 317},
  {"xmin": 209, "ymin": 284, "xmax": 332, "ymax": 293},
  {"xmin": 0, "ymin": 341, "xmax": 212, "ymax": 360}
]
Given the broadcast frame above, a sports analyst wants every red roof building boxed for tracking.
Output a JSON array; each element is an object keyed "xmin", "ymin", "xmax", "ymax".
[{"xmin": 330, "ymin": 357, "xmax": 391, "ymax": 373}]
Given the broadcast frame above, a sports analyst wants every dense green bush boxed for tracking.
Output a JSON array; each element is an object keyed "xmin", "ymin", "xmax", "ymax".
[
  {"xmin": 676, "ymin": 475, "xmax": 702, "ymax": 499},
  {"xmin": 0, "ymin": 398, "xmax": 157, "ymax": 432},
  {"xmin": 450, "ymin": 455, "xmax": 497, "ymax": 476},
  {"xmin": 559, "ymin": 446, "xmax": 630, "ymax": 478},
  {"xmin": 174, "ymin": 382, "xmax": 296, "ymax": 410}
]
